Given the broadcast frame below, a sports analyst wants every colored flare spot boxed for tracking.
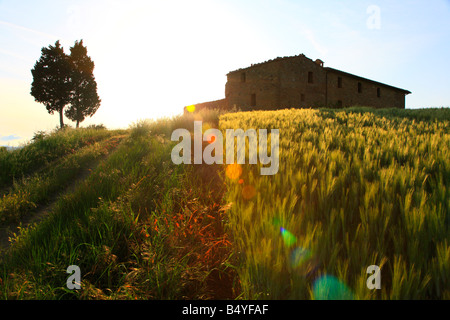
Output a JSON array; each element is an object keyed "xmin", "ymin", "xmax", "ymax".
[
  {"xmin": 290, "ymin": 247, "xmax": 313, "ymax": 269},
  {"xmin": 242, "ymin": 185, "xmax": 256, "ymax": 200},
  {"xmin": 186, "ymin": 105, "xmax": 196, "ymax": 113},
  {"xmin": 206, "ymin": 134, "xmax": 216, "ymax": 143},
  {"xmin": 280, "ymin": 227, "xmax": 297, "ymax": 247},
  {"xmin": 226, "ymin": 163, "xmax": 242, "ymax": 180},
  {"xmin": 312, "ymin": 275, "xmax": 354, "ymax": 300}
]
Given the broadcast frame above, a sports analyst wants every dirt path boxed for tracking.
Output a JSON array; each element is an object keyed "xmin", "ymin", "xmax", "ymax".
[
  {"xmin": 0, "ymin": 135, "xmax": 125, "ymax": 255},
  {"xmin": 190, "ymin": 161, "xmax": 239, "ymax": 299}
]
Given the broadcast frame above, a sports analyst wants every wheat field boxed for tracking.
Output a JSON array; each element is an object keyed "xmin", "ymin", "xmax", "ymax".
[{"xmin": 220, "ymin": 107, "xmax": 449, "ymax": 299}]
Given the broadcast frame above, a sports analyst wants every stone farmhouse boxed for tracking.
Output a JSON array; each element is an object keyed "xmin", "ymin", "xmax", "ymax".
[{"xmin": 187, "ymin": 54, "xmax": 411, "ymax": 112}]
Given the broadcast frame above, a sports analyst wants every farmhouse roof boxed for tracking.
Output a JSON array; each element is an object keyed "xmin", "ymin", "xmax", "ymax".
[
  {"xmin": 227, "ymin": 54, "xmax": 310, "ymax": 75},
  {"xmin": 325, "ymin": 67, "xmax": 411, "ymax": 95}
]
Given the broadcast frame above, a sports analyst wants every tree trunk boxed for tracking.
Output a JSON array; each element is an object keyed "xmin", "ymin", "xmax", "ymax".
[
  {"xmin": 76, "ymin": 120, "xmax": 80, "ymax": 128},
  {"xmin": 59, "ymin": 109, "xmax": 64, "ymax": 128}
]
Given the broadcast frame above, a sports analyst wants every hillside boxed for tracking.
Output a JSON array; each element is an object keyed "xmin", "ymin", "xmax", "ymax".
[{"xmin": 0, "ymin": 107, "xmax": 448, "ymax": 300}]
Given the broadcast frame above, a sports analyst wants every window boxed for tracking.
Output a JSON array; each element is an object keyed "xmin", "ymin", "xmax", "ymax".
[
  {"xmin": 337, "ymin": 100, "xmax": 343, "ymax": 108},
  {"xmin": 251, "ymin": 94, "xmax": 256, "ymax": 107},
  {"xmin": 308, "ymin": 72, "xmax": 313, "ymax": 84},
  {"xmin": 241, "ymin": 72, "xmax": 246, "ymax": 83},
  {"xmin": 338, "ymin": 77, "xmax": 342, "ymax": 88},
  {"xmin": 358, "ymin": 82, "xmax": 362, "ymax": 93},
  {"xmin": 301, "ymin": 94, "xmax": 305, "ymax": 102},
  {"xmin": 377, "ymin": 88, "xmax": 381, "ymax": 98}
]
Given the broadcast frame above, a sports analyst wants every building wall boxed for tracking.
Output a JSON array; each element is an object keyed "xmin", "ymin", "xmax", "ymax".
[
  {"xmin": 278, "ymin": 56, "xmax": 327, "ymax": 108},
  {"xmin": 225, "ymin": 59, "xmax": 281, "ymax": 111},
  {"xmin": 225, "ymin": 55, "xmax": 328, "ymax": 110},
  {"xmin": 326, "ymin": 71, "xmax": 406, "ymax": 109}
]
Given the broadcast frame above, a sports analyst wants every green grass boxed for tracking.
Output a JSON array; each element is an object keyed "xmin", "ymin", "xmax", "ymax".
[
  {"xmin": 0, "ymin": 135, "xmax": 124, "ymax": 224},
  {"xmin": 220, "ymin": 107, "xmax": 449, "ymax": 300},
  {"xmin": 0, "ymin": 107, "xmax": 448, "ymax": 300},
  {"xmin": 0, "ymin": 126, "xmax": 125, "ymax": 192},
  {"xmin": 0, "ymin": 111, "xmax": 236, "ymax": 299}
]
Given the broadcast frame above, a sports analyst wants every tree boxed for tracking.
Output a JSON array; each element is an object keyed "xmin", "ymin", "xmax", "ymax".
[
  {"xmin": 30, "ymin": 40, "xmax": 101, "ymax": 129},
  {"xmin": 65, "ymin": 40, "xmax": 101, "ymax": 128},
  {"xmin": 31, "ymin": 41, "xmax": 72, "ymax": 128}
]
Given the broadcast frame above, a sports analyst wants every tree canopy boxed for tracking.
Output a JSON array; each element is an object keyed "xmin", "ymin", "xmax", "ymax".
[
  {"xmin": 31, "ymin": 40, "xmax": 72, "ymax": 128},
  {"xmin": 31, "ymin": 40, "xmax": 101, "ymax": 128},
  {"xmin": 65, "ymin": 40, "xmax": 101, "ymax": 128}
]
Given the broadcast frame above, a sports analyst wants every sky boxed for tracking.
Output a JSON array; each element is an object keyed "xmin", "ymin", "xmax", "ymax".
[{"xmin": 1, "ymin": 0, "xmax": 450, "ymax": 146}]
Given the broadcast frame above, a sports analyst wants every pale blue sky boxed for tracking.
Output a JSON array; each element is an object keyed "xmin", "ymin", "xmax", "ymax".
[{"xmin": 1, "ymin": 0, "xmax": 450, "ymax": 146}]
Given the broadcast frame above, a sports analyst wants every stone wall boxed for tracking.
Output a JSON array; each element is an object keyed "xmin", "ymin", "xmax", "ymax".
[
  {"xmin": 225, "ymin": 54, "xmax": 330, "ymax": 110},
  {"xmin": 225, "ymin": 58, "xmax": 281, "ymax": 110},
  {"xmin": 326, "ymin": 69, "xmax": 408, "ymax": 109},
  {"xmin": 278, "ymin": 56, "xmax": 327, "ymax": 108}
]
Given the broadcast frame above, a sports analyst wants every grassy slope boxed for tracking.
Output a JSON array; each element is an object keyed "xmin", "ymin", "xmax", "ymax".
[
  {"xmin": 0, "ymin": 126, "xmax": 121, "ymax": 191},
  {"xmin": 0, "ymin": 111, "xmax": 237, "ymax": 299},
  {"xmin": 0, "ymin": 132, "xmax": 125, "ymax": 225},
  {"xmin": 0, "ymin": 107, "xmax": 448, "ymax": 300}
]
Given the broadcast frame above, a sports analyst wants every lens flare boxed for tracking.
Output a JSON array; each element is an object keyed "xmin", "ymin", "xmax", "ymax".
[
  {"xmin": 289, "ymin": 246, "xmax": 319, "ymax": 277},
  {"xmin": 312, "ymin": 275, "xmax": 354, "ymax": 300},
  {"xmin": 290, "ymin": 247, "xmax": 312, "ymax": 268},
  {"xmin": 242, "ymin": 185, "xmax": 256, "ymax": 200},
  {"xmin": 280, "ymin": 227, "xmax": 297, "ymax": 247},
  {"xmin": 226, "ymin": 163, "xmax": 242, "ymax": 180},
  {"xmin": 205, "ymin": 133, "xmax": 216, "ymax": 143},
  {"xmin": 186, "ymin": 105, "xmax": 196, "ymax": 113}
]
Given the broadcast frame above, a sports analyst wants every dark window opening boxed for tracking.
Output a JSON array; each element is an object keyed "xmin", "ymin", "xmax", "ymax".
[
  {"xmin": 241, "ymin": 72, "xmax": 246, "ymax": 83},
  {"xmin": 301, "ymin": 94, "xmax": 305, "ymax": 102},
  {"xmin": 377, "ymin": 88, "xmax": 381, "ymax": 98},
  {"xmin": 251, "ymin": 94, "xmax": 256, "ymax": 107},
  {"xmin": 358, "ymin": 82, "xmax": 362, "ymax": 93},
  {"xmin": 338, "ymin": 77, "xmax": 342, "ymax": 88},
  {"xmin": 337, "ymin": 100, "xmax": 343, "ymax": 108},
  {"xmin": 308, "ymin": 72, "xmax": 313, "ymax": 84}
]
